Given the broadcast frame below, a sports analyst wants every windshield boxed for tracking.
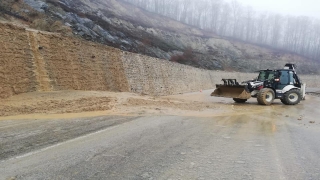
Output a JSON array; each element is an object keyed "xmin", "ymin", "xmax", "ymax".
[{"xmin": 257, "ymin": 71, "xmax": 275, "ymax": 81}]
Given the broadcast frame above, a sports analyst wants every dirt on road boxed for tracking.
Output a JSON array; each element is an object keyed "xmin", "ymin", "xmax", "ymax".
[
  {"xmin": 0, "ymin": 90, "xmax": 222, "ymax": 118},
  {"xmin": 0, "ymin": 89, "xmax": 319, "ymax": 120},
  {"xmin": 1, "ymin": 90, "xmax": 320, "ymax": 179}
]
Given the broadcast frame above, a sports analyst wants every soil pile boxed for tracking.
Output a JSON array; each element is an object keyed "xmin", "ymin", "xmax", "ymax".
[
  {"xmin": 0, "ymin": 90, "xmax": 270, "ymax": 118},
  {"xmin": 0, "ymin": 90, "xmax": 228, "ymax": 117}
]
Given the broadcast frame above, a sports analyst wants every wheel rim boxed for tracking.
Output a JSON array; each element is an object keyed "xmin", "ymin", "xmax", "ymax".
[
  {"xmin": 288, "ymin": 93, "xmax": 298, "ymax": 102},
  {"xmin": 265, "ymin": 92, "xmax": 273, "ymax": 102}
]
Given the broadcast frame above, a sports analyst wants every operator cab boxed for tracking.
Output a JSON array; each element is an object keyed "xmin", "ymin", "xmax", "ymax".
[
  {"xmin": 256, "ymin": 64, "xmax": 301, "ymax": 89},
  {"xmin": 276, "ymin": 70, "xmax": 297, "ymax": 89},
  {"xmin": 256, "ymin": 70, "xmax": 301, "ymax": 89}
]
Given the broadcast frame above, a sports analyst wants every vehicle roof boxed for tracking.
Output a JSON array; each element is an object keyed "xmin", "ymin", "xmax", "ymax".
[{"xmin": 256, "ymin": 69, "xmax": 295, "ymax": 72}]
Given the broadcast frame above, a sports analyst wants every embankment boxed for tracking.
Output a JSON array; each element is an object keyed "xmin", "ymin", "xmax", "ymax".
[{"xmin": 0, "ymin": 23, "xmax": 319, "ymax": 99}]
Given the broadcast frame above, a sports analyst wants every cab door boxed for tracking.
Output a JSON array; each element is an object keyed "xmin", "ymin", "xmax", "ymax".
[{"xmin": 276, "ymin": 70, "xmax": 291, "ymax": 90}]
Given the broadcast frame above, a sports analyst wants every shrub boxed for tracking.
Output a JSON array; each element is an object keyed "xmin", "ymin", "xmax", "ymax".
[
  {"xmin": 170, "ymin": 47, "xmax": 198, "ymax": 63},
  {"xmin": 30, "ymin": 19, "xmax": 51, "ymax": 31},
  {"xmin": 51, "ymin": 21, "xmax": 73, "ymax": 35},
  {"xmin": 28, "ymin": 11, "xmax": 39, "ymax": 18}
]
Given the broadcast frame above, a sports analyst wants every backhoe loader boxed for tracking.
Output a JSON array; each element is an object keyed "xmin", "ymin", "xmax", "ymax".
[{"xmin": 211, "ymin": 64, "xmax": 306, "ymax": 105}]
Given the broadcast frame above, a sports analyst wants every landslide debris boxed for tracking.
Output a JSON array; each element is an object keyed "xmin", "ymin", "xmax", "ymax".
[
  {"xmin": 0, "ymin": 96, "xmax": 115, "ymax": 117},
  {"xmin": 0, "ymin": 90, "xmax": 222, "ymax": 117},
  {"xmin": 125, "ymin": 98, "xmax": 219, "ymax": 111}
]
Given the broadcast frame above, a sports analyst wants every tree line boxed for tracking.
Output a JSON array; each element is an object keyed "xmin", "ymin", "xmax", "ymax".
[{"xmin": 122, "ymin": 0, "xmax": 320, "ymax": 61}]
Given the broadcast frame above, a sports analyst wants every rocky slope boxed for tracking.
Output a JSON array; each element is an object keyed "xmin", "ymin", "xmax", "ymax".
[{"xmin": 1, "ymin": 0, "xmax": 320, "ymax": 74}]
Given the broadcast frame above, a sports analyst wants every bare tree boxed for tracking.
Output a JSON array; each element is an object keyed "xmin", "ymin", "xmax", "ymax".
[
  {"xmin": 218, "ymin": 2, "xmax": 231, "ymax": 36},
  {"xmin": 243, "ymin": 6, "xmax": 255, "ymax": 41},
  {"xmin": 230, "ymin": 0, "xmax": 242, "ymax": 38},
  {"xmin": 269, "ymin": 14, "xmax": 282, "ymax": 47},
  {"xmin": 210, "ymin": 0, "xmax": 223, "ymax": 32},
  {"xmin": 122, "ymin": 0, "xmax": 320, "ymax": 61},
  {"xmin": 179, "ymin": 0, "xmax": 192, "ymax": 23}
]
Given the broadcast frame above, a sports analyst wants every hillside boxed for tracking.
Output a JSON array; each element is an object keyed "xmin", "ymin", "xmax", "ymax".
[{"xmin": 1, "ymin": 0, "xmax": 320, "ymax": 74}]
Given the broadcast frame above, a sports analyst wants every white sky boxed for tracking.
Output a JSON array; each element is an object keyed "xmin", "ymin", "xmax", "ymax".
[{"xmin": 234, "ymin": 0, "xmax": 320, "ymax": 18}]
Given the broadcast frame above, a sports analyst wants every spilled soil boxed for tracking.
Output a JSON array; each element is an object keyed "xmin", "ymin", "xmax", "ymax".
[
  {"xmin": 0, "ymin": 91, "xmax": 116, "ymax": 116},
  {"xmin": 0, "ymin": 90, "xmax": 231, "ymax": 118},
  {"xmin": 0, "ymin": 89, "xmax": 319, "ymax": 119}
]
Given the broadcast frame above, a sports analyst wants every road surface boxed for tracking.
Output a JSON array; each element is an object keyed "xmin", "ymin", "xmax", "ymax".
[{"xmin": 0, "ymin": 94, "xmax": 320, "ymax": 180}]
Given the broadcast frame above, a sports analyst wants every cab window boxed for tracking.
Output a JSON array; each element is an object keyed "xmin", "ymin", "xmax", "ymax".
[
  {"xmin": 258, "ymin": 71, "xmax": 275, "ymax": 81},
  {"xmin": 279, "ymin": 71, "xmax": 289, "ymax": 85}
]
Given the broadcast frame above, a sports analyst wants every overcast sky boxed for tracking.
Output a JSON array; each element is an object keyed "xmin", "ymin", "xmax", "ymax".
[{"xmin": 234, "ymin": 0, "xmax": 320, "ymax": 18}]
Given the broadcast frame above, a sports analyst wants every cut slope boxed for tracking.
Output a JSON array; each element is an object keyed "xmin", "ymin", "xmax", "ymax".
[{"xmin": 1, "ymin": 0, "xmax": 320, "ymax": 73}]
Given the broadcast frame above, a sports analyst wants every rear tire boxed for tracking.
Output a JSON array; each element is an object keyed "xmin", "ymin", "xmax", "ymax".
[
  {"xmin": 280, "ymin": 99, "xmax": 288, "ymax": 105},
  {"xmin": 257, "ymin": 88, "xmax": 275, "ymax": 105},
  {"xmin": 233, "ymin": 98, "xmax": 247, "ymax": 103},
  {"xmin": 281, "ymin": 89, "xmax": 301, "ymax": 105}
]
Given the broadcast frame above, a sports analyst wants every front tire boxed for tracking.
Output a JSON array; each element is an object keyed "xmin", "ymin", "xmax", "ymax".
[
  {"xmin": 233, "ymin": 98, "xmax": 247, "ymax": 103},
  {"xmin": 257, "ymin": 88, "xmax": 275, "ymax": 105},
  {"xmin": 281, "ymin": 89, "xmax": 301, "ymax": 105}
]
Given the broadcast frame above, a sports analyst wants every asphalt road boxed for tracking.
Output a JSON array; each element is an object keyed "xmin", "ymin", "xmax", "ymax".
[{"xmin": 1, "ymin": 96, "xmax": 320, "ymax": 180}]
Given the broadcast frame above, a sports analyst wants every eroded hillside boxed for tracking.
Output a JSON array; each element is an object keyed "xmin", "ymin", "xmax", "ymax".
[{"xmin": 1, "ymin": 0, "xmax": 320, "ymax": 74}]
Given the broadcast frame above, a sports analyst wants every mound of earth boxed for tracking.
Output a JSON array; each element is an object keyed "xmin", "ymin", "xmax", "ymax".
[{"xmin": 0, "ymin": 90, "xmax": 269, "ymax": 118}]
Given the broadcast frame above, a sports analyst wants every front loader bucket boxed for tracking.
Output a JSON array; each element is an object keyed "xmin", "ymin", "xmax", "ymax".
[{"xmin": 211, "ymin": 85, "xmax": 251, "ymax": 99}]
